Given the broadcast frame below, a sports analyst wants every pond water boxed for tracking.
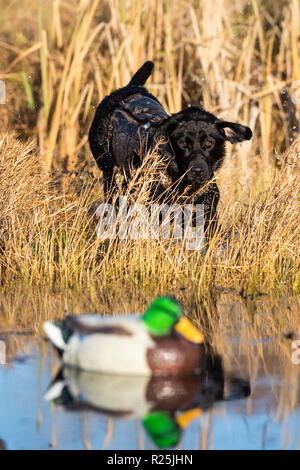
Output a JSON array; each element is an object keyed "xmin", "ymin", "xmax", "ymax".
[{"xmin": 0, "ymin": 326, "xmax": 300, "ymax": 450}]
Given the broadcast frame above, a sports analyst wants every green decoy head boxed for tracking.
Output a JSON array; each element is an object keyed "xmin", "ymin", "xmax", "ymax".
[
  {"xmin": 142, "ymin": 297, "xmax": 204, "ymax": 344},
  {"xmin": 142, "ymin": 297, "xmax": 182, "ymax": 336}
]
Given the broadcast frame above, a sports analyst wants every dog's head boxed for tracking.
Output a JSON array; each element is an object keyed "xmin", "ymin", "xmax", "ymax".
[{"xmin": 157, "ymin": 107, "xmax": 252, "ymax": 189}]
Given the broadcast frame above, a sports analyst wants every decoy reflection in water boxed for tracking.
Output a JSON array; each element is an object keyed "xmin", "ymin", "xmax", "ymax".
[
  {"xmin": 45, "ymin": 354, "xmax": 250, "ymax": 449},
  {"xmin": 0, "ymin": 439, "xmax": 6, "ymax": 450}
]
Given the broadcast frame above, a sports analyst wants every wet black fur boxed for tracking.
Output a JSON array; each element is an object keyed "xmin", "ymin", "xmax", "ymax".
[{"xmin": 89, "ymin": 61, "xmax": 252, "ymax": 238}]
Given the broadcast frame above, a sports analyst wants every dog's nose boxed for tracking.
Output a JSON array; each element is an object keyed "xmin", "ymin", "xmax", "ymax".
[{"xmin": 191, "ymin": 168, "xmax": 205, "ymax": 178}]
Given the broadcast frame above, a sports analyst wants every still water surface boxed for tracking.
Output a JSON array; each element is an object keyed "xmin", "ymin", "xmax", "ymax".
[{"xmin": 0, "ymin": 328, "xmax": 299, "ymax": 450}]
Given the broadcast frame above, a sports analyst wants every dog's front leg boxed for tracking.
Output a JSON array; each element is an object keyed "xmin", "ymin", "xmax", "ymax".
[
  {"xmin": 149, "ymin": 181, "xmax": 168, "ymax": 202},
  {"xmin": 102, "ymin": 168, "xmax": 116, "ymax": 203},
  {"xmin": 194, "ymin": 181, "xmax": 220, "ymax": 241}
]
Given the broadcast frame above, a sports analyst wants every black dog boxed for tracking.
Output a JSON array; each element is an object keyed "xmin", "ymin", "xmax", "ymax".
[{"xmin": 89, "ymin": 61, "xmax": 252, "ymax": 236}]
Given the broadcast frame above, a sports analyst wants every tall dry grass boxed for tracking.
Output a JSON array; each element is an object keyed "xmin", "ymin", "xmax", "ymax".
[
  {"xmin": 0, "ymin": 1, "xmax": 299, "ymax": 300},
  {"xmin": 0, "ymin": 0, "xmax": 299, "ymax": 174},
  {"xmin": 0, "ymin": 131, "xmax": 298, "ymax": 297}
]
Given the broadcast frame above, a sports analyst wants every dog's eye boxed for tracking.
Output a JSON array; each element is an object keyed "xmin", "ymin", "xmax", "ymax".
[
  {"xmin": 203, "ymin": 140, "xmax": 213, "ymax": 148},
  {"xmin": 180, "ymin": 142, "xmax": 189, "ymax": 149}
]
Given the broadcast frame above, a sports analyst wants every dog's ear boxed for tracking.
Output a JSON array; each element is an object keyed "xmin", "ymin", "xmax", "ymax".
[
  {"xmin": 156, "ymin": 119, "xmax": 180, "ymax": 178},
  {"xmin": 216, "ymin": 121, "xmax": 252, "ymax": 144}
]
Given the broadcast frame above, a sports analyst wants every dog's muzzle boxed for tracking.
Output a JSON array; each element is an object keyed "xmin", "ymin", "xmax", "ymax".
[{"xmin": 186, "ymin": 160, "xmax": 212, "ymax": 186}]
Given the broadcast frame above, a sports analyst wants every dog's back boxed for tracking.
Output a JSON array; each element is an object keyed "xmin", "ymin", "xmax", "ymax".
[{"xmin": 88, "ymin": 61, "xmax": 167, "ymax": 171}]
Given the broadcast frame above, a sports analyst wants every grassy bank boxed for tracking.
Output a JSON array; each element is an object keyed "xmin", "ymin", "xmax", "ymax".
[{"xmin": 0, "ymin": 132, "xmax": 298, "ymax": 296}]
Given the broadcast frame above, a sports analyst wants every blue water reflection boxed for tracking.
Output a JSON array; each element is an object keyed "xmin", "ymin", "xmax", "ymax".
[{"xmin": 0, "ymin": 338, "xmax": 299, "ymax": 450}]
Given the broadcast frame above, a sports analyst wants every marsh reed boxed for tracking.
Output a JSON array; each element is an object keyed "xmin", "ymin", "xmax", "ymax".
[
  {"xmin": 1, "ymin": 0, "xmax": 299, "ymax": 169},
  {"xmin": 0, "ymin": 0, "xmax": 299, "ymax": 301}
]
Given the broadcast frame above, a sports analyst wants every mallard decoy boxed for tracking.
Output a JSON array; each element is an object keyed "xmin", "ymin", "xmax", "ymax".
[{"xmin": 43, "ymin": 297, "xmax": 205, "ymax": 376}]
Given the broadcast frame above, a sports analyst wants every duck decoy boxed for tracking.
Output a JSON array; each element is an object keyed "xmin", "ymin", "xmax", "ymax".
[{"xmin": 43, "ymin": 297, "xmax": 205, "ymax": 376}]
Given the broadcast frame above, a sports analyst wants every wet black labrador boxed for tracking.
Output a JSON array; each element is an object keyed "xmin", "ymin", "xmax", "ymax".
[{"xmin": 89, "ymin": 61, "xmax": 252, "ymax": 236}]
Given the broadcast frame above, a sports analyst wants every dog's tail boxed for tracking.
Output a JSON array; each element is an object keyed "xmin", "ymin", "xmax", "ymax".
[{"xmin": 127, "ymin": 61, "xmax": 154, "ymax": 87}]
